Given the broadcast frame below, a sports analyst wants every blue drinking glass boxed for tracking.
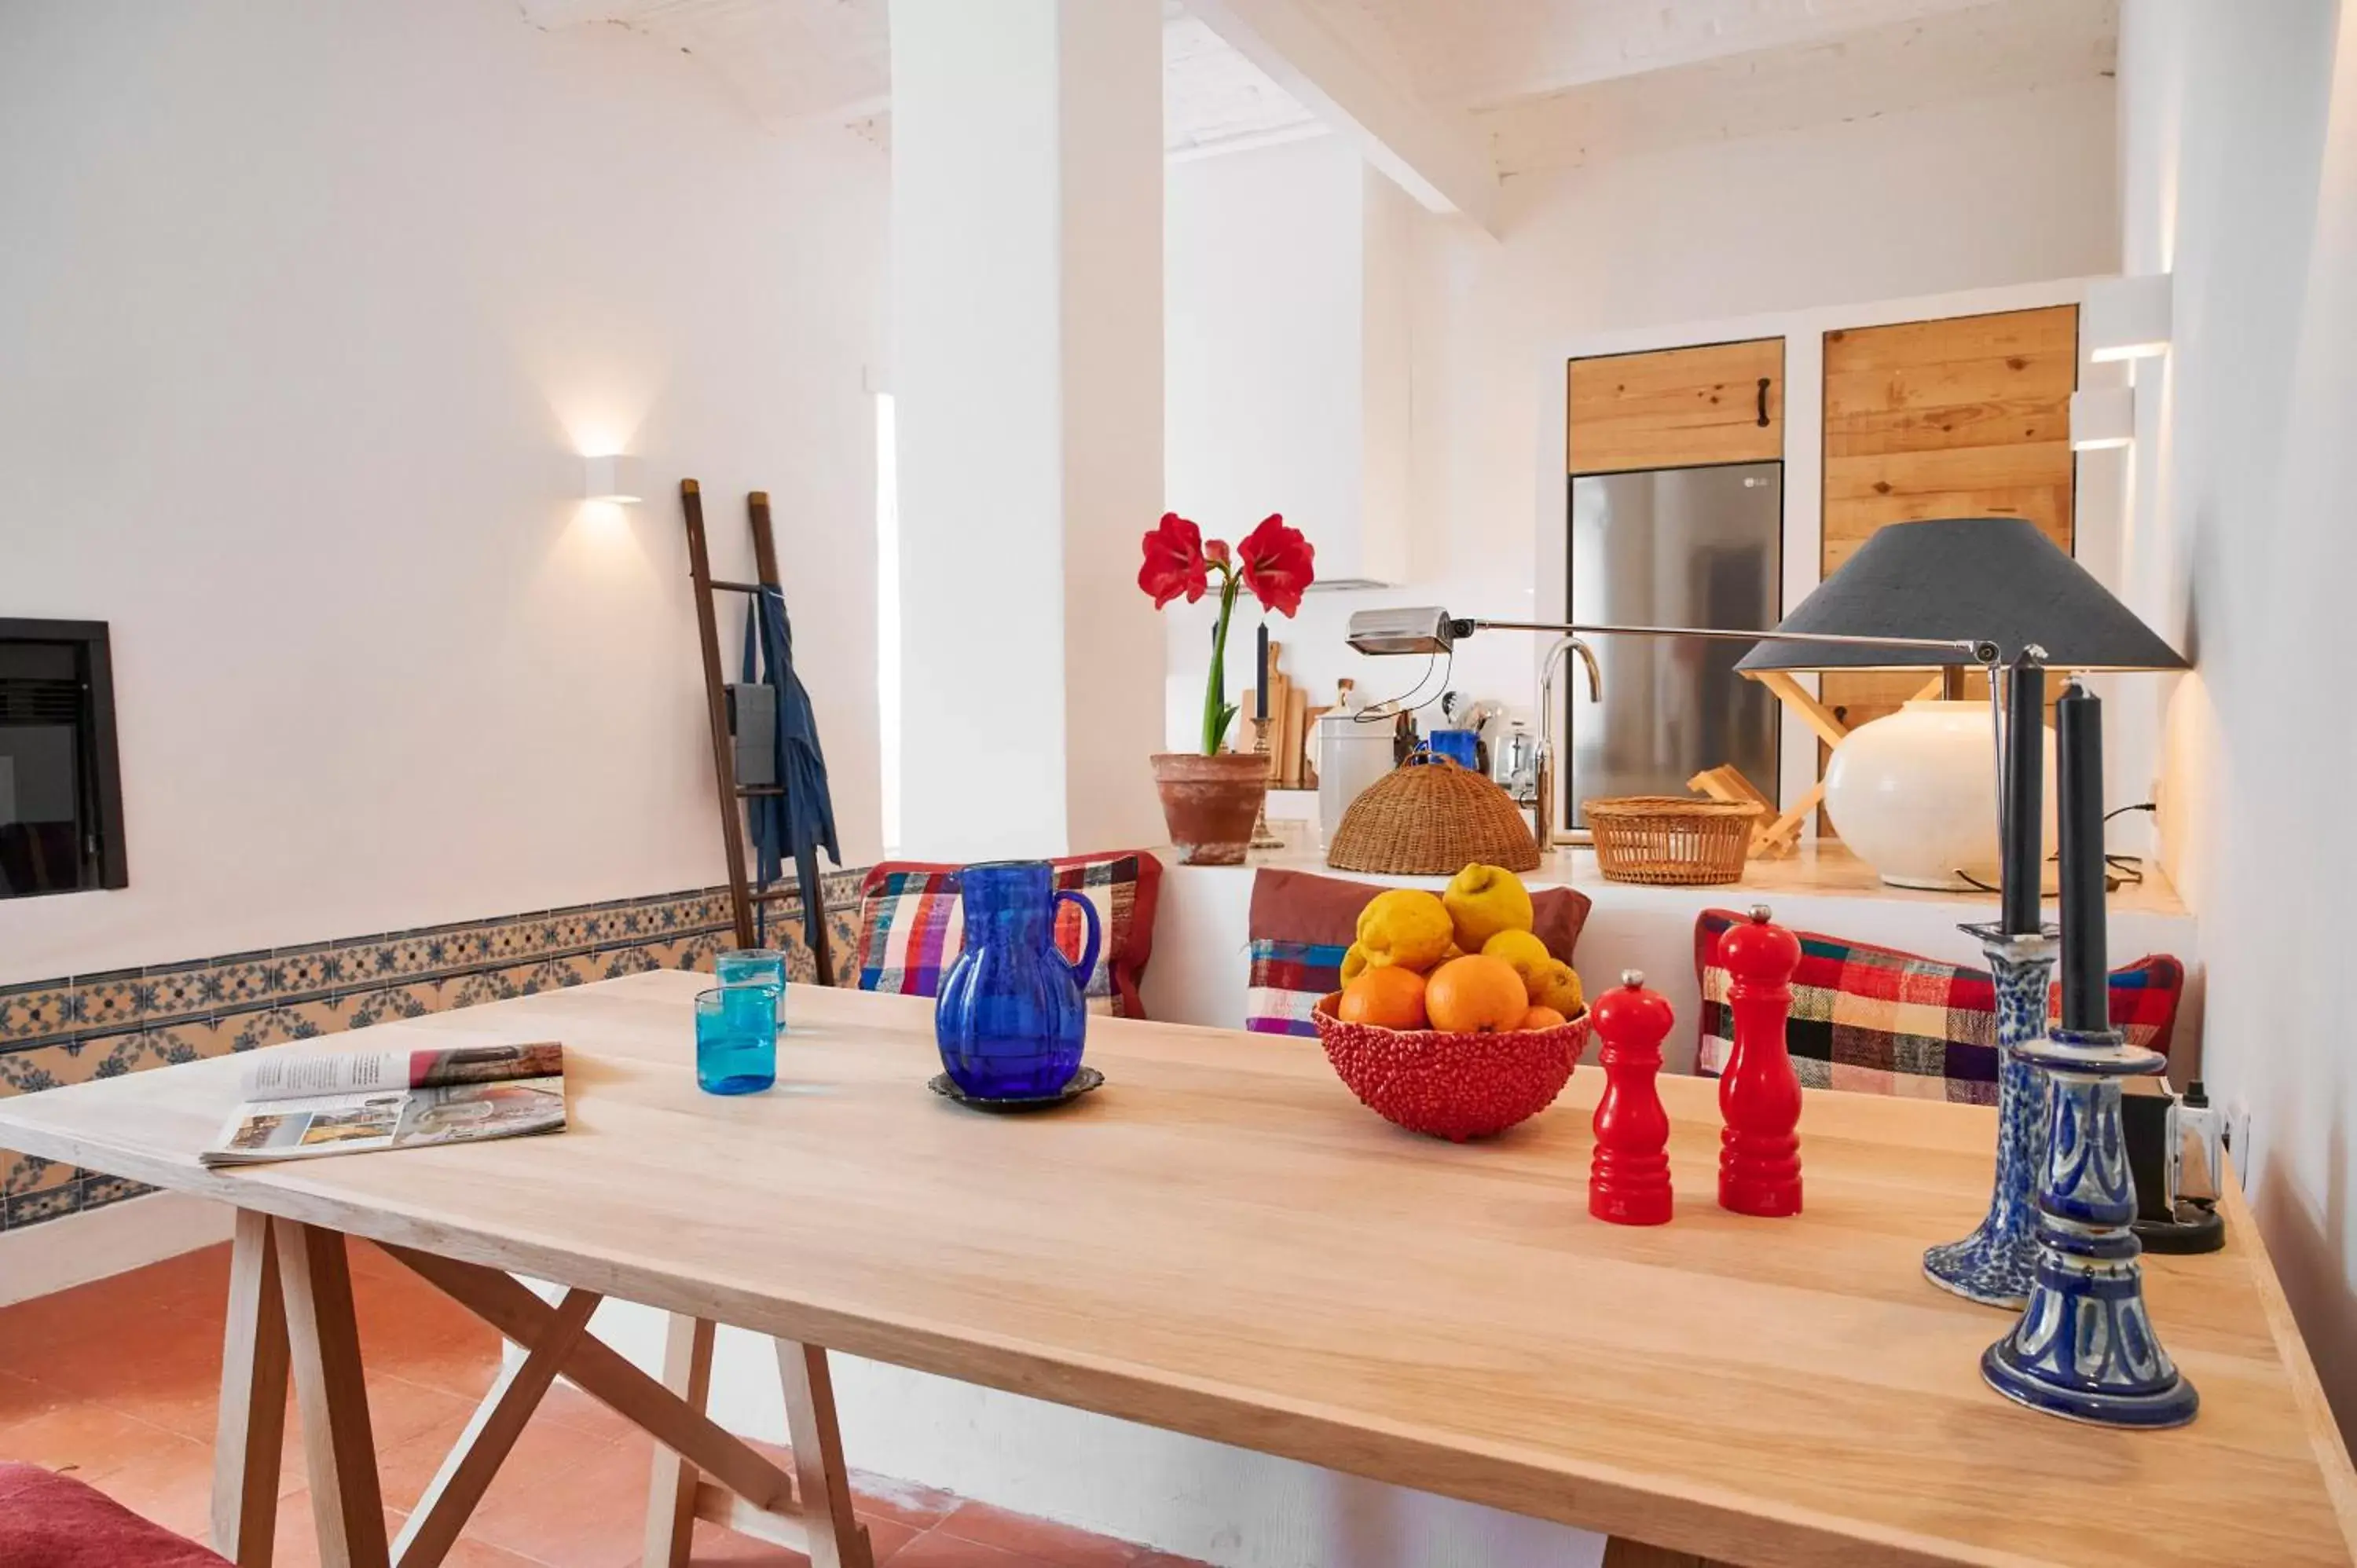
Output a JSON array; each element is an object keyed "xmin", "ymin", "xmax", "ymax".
[
  {"xmin": 716, "ymin": 947, "xmax": 790, "ymax": 1030},
  {"xmin": 694, "ymin": 985, "xmax": 776, "ymax": 1094}
]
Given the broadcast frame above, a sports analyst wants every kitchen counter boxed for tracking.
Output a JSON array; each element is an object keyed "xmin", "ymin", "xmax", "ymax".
[{"xmin": 1139, "ymin": 833, "xmax": 2201, "ymax": 1075}]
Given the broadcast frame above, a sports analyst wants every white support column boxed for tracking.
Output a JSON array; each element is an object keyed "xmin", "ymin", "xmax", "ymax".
[{"xmin": 892, "ymin": 0, "xmax": 1168, "ymax": 862}]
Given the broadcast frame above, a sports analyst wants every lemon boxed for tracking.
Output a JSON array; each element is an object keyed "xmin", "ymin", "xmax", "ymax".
[
  {"xmin": 1354, "ymin": 889, "xmax": 1454, "ymax": 971},
  {"xmin": 1530, "ymin": 960, "xmax": 1585, "ymax": 1018},
  {"xmin": 1339, "ymin": 943, "xmax": 1372, "ymax": 985},
  {"xmin": 1481, "ymin": 929, "xmax": 1556, "ymax": 1003},
  {"xmin": 1443, "ymin": 863, "xmax": 1534, "ymax": 952}
]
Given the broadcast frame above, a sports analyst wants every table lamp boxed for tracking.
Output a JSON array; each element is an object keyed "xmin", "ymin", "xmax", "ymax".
[{"xmin": 1736, "ymin": 518, "xmax": 2185, "ymax": 889}]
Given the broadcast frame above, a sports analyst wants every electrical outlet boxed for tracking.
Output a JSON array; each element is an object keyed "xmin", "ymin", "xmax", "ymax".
[{"xmin": 2223, "ymin": 1100, "xmax": 2253, "ymax": 1181}]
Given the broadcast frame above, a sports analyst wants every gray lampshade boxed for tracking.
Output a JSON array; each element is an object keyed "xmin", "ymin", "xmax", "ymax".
[{"xmin": 1737, "ymin": 517, "xmax": 2188, "ymax": 671}]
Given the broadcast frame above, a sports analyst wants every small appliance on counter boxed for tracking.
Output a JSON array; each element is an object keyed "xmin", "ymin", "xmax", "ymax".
[
  {"xmin": 1318, "ymin": 711, "xmax": 1398, "ymax": 852},
  {"xmin": 2124, "ymin": 1079, "xmax": 2227, "ymax": 1253}
]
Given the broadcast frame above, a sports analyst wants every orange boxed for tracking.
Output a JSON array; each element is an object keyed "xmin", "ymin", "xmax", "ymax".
[
  {"xmin": 1338, "ymin": 965, "xmax": 1428, "ymax": 1030},
  {"xmin": 1424, "ymin": 954, "xmax": 1529, "ymax": 1035},
  {"xmin": 1516, "ymin": 1004, "xmax": 1568, "ymax": 1031}
]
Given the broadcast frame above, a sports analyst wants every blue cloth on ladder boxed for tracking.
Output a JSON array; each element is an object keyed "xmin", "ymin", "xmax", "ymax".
[{"xmin": 741, "ymin": 584, "xmax": 840, "ymax": 962}]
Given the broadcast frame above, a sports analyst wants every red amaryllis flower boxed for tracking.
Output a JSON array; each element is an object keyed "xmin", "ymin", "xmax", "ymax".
[
  {"xmin": 1137, "ymin": 512, "xmax": 1208, "ymax": 608},
  {"xmin": 1204, "ymin": 539, "xmax": 1230, "ymax": 569},
  {"xmin": 1235, "ymin": 513, "xmax": 1315, "ymax": 617}
]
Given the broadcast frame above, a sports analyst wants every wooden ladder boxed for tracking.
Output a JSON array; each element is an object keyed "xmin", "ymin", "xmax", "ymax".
[{"xmin": 679, "ymin": 478, "xmax": 835, "ymax": 986}]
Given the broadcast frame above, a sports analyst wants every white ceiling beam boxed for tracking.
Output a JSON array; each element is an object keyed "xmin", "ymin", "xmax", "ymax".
[{"xmin": 1183, "ymin": 0, "xmax": 1499, "ymax": 235}]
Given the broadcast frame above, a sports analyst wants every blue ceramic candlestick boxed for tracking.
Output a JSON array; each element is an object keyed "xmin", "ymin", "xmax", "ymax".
[
  {"xmin": 1923, "ymin": 923, "xmax": 2057, "ymax": 1308},
  {"xmin": 1981, "ymin": 1024, "xmax": 2199, "ymax": 1427}
]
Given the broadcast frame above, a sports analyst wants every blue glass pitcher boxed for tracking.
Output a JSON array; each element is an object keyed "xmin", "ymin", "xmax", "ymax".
[{"xmin": 935, "ymin": 860, "xmax": 1102, "ymax": 1099}]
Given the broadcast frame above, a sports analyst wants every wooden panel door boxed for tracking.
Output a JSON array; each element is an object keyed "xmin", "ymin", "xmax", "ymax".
[
  {"xmin": 1567, "ymin": 339, "xmax": 1783, "ymax": 474},
  {"xmin": 1817, "ymin": 305, "xmax": 2077, "ymax": 746}
]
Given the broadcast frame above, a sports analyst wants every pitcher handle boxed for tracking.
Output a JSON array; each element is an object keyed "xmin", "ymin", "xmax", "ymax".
[{"xmin": 1053, "ymin": 888, "xmax": 1103, "ymax": 1000}]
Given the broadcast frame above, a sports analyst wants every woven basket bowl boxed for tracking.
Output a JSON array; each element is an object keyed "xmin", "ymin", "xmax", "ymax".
[
  {"xmin": 1310, "ymin": 995, "xmax": 1588, "ymax": 1141},
  {"xmin": 1326, "ymin": 756, "xmax": 1540, "ymax": 876},
  {"xmin": 1582, "ymin": 795, "xmax": 1761, "ymax": 886}
]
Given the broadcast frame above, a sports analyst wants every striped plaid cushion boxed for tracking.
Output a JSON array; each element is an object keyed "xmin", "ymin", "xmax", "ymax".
[
  {"xmin": 1692, "ymin": 908, "xmax": 2183, "ymax": 1103},
  {"xmin": 851, "ymin": 852, "xmax": 1163, "ymax": 1018},
  {"xmin": 1245, "ymin": 938, "xmax": 1351, "ymax": 1038}
]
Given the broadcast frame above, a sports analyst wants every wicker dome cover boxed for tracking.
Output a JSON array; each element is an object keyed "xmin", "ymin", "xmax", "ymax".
[{"xmin": 1325, "ymin": 756, "xmax": 1541, "ymax": 875}]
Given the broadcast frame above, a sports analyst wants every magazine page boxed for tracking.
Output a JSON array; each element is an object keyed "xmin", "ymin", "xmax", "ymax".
[
  {"xmin": 239, "ymin": 1040, "xmax": 564, "ymax": 1102},
  {"xmin": 206, "ymin": 1040, "xmax": 569, "ymax": 1166}
]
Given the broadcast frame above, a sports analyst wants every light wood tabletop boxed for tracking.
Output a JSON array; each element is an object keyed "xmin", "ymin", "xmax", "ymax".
[{"xmin": 1, "ymin": 972, "xmax": 2351, "ymax": 1568}]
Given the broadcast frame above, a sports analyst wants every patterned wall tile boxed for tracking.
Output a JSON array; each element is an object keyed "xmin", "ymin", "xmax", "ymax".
[
  {"xmin": 79, "ymin": 1174, "xmax": 154, "ymax": 1211},
  {"xmin": 226, "ymin": 1001, "xmax": 338, "ymax": 1054},
  {"xmin": 2, "ymin": 1151, "xmax": 72, "ymax": 1197},
  {"xmin": 210, "ymin": 954, "xmax": 279, "ymax": 1008},
  {"xmin": 438, "ymin": 969, "xmax": 517, "ymax": 1011},
  {"xmin": 344, "ymin": 985, "xmax": 434, "ymax": 1031},
  {"xmin": 142, "ymin": 961, "xmax": 218, "ymax": 1023},
  {"xmin": 272, "ymin": 943, "xmax": 340, "ymax": 996},
  {"xmin": 71, "ymin": 969, "xmax": 150, "ymax": 1032},
  {"xmin": 0, "ymin": 981, "xmax": 77, "ymax": 1046},
  {"xmin": 6, "ymin": 1187, "xmax": 79, "ymax": 1227},
  {"xmin": 2, "ymin": 1036, "xmax": 107, "ymax": 1094}
]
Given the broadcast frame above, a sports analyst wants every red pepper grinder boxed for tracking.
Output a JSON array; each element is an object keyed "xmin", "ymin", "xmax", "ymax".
[
  {"xmin": 1589, "ymin": 969, "xmax": 1675, "ymax": 1225},
  {"xmin": 1717, "ymin": 904, "xmax": 1803, "ymax": 1218}
]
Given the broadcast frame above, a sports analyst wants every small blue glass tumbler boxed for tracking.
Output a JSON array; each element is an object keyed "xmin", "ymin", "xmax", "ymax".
[
  {"xmin": 716, "ymin": 947, "xmax": 790, "ymax": 1031},
  {"xmin": 694, "ymin": 985, "xmax": 777, "ymax": 1095}
]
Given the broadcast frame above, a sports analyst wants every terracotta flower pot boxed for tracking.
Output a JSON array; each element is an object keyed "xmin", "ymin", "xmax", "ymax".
[{"xmin": 1151, "ymin": 752, "xmax": 1270, "ymax": 866}]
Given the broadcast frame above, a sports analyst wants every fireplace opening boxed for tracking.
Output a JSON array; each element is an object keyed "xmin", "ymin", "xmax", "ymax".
[{"xmin": 0, "ymin": 619, "xmax": 127, "ymax": 898}]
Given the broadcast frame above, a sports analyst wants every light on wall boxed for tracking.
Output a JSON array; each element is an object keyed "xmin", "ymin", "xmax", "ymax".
[
  {"xmin": 2069, "ymin": 387, "xmax": 2135, "ymax": 451},
  {"xmin": 2084, "ymin": 274, "xmax": 2172, "ymax": 362},
  {"xmin": 583, "ymin": 453, "xmax": 646, "ymax": 505}
]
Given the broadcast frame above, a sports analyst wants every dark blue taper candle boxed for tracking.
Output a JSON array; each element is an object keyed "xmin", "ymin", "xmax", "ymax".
[
  {"xmin": 1255, "ymin": 621, "xmax": 1270, "ymax": 723},
  {"xmin": 2000, "ymin": 654, "xmax": 2047, "ymax": 936},
  {"xmin": 2056, "ymin": 681, "xmax": 2109, "ymax": 1029}
]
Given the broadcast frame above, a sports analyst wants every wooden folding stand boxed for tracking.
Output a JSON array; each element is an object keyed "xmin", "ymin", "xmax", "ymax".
[{"xmin": 208, "ymin": 1211, "xmax": 872, "ymax": 1568}]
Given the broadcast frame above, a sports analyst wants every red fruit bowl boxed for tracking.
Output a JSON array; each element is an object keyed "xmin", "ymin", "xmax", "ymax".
[{"xmin": 1310, "ymin": 994, "xmax": 1589, "ymax": 1141}]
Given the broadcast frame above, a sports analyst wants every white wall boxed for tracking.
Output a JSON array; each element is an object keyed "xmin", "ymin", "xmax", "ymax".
[
  {"xmin": 0, "ymin": 0, "xmax": 889, "ymax": 984},
  {"xmin": 2114, "ymin": 0, "xmax": 2357, "ymax": 1433},
  {"xmin": 1164, "ymin": 79, "xmax": 2121, "ymax": 749}
]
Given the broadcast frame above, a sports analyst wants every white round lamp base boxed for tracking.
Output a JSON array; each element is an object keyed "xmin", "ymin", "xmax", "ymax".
[{"xmin": 1822, "ymin": 700, "xmax": 2056, "ymax": 892}]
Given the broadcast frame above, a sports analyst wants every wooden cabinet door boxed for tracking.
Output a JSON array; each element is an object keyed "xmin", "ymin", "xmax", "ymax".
[
  {"xmin": 1818, "ymin": 305, "xmax": 2077, "ymax": 743},
  {"xmin": 1567, "ymin": 339, "xmax": 1783, "ymax": 474}
]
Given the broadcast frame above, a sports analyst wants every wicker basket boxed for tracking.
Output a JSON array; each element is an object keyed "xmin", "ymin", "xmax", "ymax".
[
  {"xmin": 1582, "ymin": 795, "xmax": 1761, "ymax": 886},
  {"xmin": 1327, "ymin": 756, "xmax": 1540, "ymax": 875}
]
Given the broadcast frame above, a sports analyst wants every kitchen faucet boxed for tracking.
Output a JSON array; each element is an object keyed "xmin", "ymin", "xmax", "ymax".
[{"xmin": 1536, "ymin": 636, "xmax": 1603, "ymax": 849}]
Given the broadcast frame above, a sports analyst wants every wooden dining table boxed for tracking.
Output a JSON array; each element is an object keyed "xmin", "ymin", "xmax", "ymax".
[{"xmin": 0, "ymin": 972, "xmax": 2352, "ymax": 1568}]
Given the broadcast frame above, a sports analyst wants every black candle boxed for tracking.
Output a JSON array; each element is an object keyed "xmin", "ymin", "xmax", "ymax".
[
  {"xmin": 2000, "ymin": 653, "xmax": 2046, "ymax": 936},
  {"xmin": 1255, "ymin": 622, "xmax": 1270, "ymax": 724},
  {"xmin": 2056, "ymin": 681, "xmax": 2109, "ymax": 1030}
]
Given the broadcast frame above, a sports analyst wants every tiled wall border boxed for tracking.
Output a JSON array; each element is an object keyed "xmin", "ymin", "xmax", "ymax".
[{"xmin": 0, "ymin": 870, "xmax": 867, "ymax": 1233}]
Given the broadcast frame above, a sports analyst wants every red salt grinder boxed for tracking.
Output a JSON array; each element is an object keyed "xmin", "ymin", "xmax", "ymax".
[
  {"xmin": 1717, "ymin": 904, "xmax": 1804, "ymax": 1218},
  {"xmin": 1589, "ymin": 969, "xmax": 1675, "ymax": 1225}
]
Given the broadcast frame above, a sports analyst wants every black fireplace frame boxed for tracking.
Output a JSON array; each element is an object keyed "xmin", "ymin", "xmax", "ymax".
[{"xmin": 0, "ymin": 617, "xmax": 128, "ymax": 896}]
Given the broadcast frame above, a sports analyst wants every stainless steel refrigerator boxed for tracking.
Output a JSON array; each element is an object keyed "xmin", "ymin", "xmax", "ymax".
[{"xmin": 1566, "ymin": 463, "xmax": 1782, "ymax": 827}]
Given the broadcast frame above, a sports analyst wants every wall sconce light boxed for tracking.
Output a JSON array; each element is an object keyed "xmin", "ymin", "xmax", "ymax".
[
  {"xmin": 2084, "ymin": 274, "xmax": 2172, "ymax": 362},
  {"xmin": 2069, "ymin": 387, "xmax": 2135, "ymax": 451},
  {"xmin": 583, "ymin": 453, "xmax": 646, "ymax": 504}
]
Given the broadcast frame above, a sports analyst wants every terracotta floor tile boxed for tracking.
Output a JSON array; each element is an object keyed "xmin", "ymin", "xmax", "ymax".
[
  {"xmin": 531, "ymin": 1375, "xmax": 643, "ymax": 1443},
  {"xmin": 852, "ymin": 1465, "xmax": 965, "ymax": 1531},
  {"xmin": 689, "ymin": 1515, "xmax": 812, "ymax": 1564},
  {"xmin": 889, "ymin": 1529, "xmax": 1069, "ymax": 1568},
  {"xmin": 935, "ymin": 1500, "xmax": 1143, "ymax": 1568},
  {"xmin": 462, "ymin": 1422, "xmax": 651, "ymax": 1565}
]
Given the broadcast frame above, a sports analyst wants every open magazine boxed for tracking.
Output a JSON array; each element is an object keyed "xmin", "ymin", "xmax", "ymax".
[{"xmin": 202, "ymin": 1041, "xmax": 566, "ymax": 1166}]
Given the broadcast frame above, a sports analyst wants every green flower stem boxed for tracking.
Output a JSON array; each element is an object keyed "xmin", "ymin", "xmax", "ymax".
[{"xmin": 1200, "ymin": 569, "xmax": 1242, "ymax": 756}]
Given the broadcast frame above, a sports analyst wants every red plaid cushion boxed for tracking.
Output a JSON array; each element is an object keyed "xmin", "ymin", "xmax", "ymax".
[
  {"xmin": 1245, "ymin": 868, "xmax": 1591, "ymax": 1036},
  {"xmin": 1692, "ymin": 907, "xmax": 2183, "ymax": 1103},
  {"xmin": 851, "ymin": 852, "xmax": 1163, "ymax": 1018}
]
